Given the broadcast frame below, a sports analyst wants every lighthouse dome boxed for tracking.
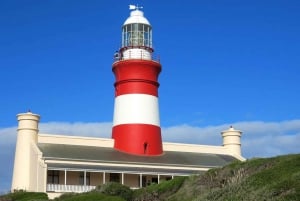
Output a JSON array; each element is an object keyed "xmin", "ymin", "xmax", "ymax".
[{"xmin": 123, "ymin": 10, "xmax": 150, "ymax": 26}]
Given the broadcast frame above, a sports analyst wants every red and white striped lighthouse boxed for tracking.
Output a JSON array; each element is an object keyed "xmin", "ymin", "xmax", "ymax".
[{"xmin": 112, "ymin": 5, "xmax": 163, "ymax": 156}]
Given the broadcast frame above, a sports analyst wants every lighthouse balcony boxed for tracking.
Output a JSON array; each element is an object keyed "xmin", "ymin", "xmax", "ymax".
[
  {"xmin": 114, "ymin": 48, "xmax": 160, "ymax": 63},
  {"xmin": 123, "ymin": 48, "xmax": 151, "ymax": 60}
]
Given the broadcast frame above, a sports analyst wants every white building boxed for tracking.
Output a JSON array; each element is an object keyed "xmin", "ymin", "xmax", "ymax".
[{"xmin": 11, "ymin": 112, "xmax": 243, "ymax": 199}]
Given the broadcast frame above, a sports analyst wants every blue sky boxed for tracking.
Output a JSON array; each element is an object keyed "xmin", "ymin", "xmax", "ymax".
[{"xmin": 1, "ymin": 0, "xmax": 300, "ymax": 193}]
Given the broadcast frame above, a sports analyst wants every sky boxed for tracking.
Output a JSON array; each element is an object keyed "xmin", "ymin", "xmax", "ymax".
[{"xmin": 1, "ymin": 0, "xmax": 300, "ymax": 193}]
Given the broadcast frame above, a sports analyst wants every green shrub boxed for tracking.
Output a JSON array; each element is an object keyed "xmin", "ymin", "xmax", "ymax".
[
  {"xmin": 53, "ymin": 193, "xmax": 78, "ymax": 201},
  {"xmin": 148, "ymin": 176, "xmax": 186, "ymax": 194},
  {"xmin": 55, "ymin": 191, "xmax": 125, "ymax": 201},
  {"xmin": 0, "ymin": 191, "xmax": 48, "ymax": 201},
  {"xmin": 133, "ymin": 176, "xmax": 187, "ymax": 201},
  {"xmin": 96, "ymin": 182, "xmax": 133, "ymax": 201}
]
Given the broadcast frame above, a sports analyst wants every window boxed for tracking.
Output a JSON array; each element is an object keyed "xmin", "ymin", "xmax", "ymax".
[
  {"xmin": 152, "ymin": 177, "xmax": 158, "ymax": 184},
  {"xmin": 47, "ymin": 170, "xmax": 59, "ymax": 184},
  {"xmin": 79, "ymin": 172, "xmax": 90, "ymax": 185},
  {"xmin": 109, "ymin": 173, "xmax": 120, "ymax": 183},
  {"xmin": 122, "ymin": 23, "xmax": 152, "ymax": 47}
]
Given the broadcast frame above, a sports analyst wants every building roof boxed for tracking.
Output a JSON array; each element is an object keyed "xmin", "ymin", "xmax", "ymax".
[{"xmin": 38, "ymin": 143, "xmax": 237, "ymax": 175}]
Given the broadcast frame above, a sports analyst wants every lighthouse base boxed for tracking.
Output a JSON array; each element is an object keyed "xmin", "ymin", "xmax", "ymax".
[{"xmin": 112, "ymin": 124, "xmax": 163, "ymax": 156}]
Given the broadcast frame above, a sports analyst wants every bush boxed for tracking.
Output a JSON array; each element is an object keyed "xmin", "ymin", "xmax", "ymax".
[
  {"xmin": 148, "ymin": 176, "xmax": 186, "ymax": 194},
  {"xmin": 133, "ymin": 176, "xmax": 187, "ymax": 201},
  {"xmin": 0, "ymin": 191, "xmax": 48, "ymax": 201},
  {"xmin": 54, "ymin": 191, "xmax": 125, "ymax": 201},
  {"xmin": 96, "ymin": 182, "xmax": 133, "ymax": 201},
  {"xmin": 53, "ymin": 193, "xmax": 78, "ymax": 201}
]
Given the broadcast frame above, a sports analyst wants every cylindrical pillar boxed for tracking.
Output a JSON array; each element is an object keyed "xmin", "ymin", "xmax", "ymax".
[
  {"xmin": 221, "ymin": 126, "xmax": 242, "ymax": 156},
  {"xmin": 112, "ymin": 59, "xmax": 163, "ymax": 155},
  {"xmin": 11, "ymin": 112, "xmax": 40, "ymax": 191}
]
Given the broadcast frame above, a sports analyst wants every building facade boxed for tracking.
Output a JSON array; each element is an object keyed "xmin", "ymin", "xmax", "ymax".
[{"xmin": 11, "ymin": 111, "xmax": 244, "ymax": 199}]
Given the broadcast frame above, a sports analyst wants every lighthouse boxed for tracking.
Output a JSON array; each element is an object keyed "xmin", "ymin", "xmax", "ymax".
[{"xmin": 112, "ymin": 5, "xmax": 163, "ymax": 156}]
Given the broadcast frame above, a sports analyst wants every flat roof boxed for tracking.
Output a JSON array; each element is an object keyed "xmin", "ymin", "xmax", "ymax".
[{"xmin": 38, "ymin": 143, "xmax": 237, "ymax": 175}]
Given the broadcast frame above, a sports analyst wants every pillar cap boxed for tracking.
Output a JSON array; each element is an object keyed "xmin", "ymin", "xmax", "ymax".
[
  {"xmin": 221, "ymin": 126, "xmax": 242, "ymax": 136},
  {"xmin": 17, "ymin": 111, "xmax": 40, "ymax": 121}
]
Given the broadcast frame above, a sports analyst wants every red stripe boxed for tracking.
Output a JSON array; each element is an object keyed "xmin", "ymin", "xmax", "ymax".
[
  {"xmin": 112, "ymin": 124, "xmax": 163, "ymax": 156},
  {"xmin": 113, "ymin": 60, "xmax": 161, "ymax": 96},
  {"xmin": 114, "ymin": 79, "xmax": 159, "ymax": 96}
]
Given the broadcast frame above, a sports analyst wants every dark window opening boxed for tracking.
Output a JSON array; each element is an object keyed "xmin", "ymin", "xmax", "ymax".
[
  {"xmin": 152, "ymin": 178, "xmax": 158, "ymax": 184},
  {"xmin": 110, "ymin": 173, "xmax": 120, "ymax": 183},
  {"xmin": 143, "ymin": 142, "xmax": 148, "ymax": 154},
  {"xmin": 79, "ymin": 172, "xmax": 90, "ymax": 185},
  {"xmin": 47, "ymin": 170, "xmax": 59, "ymax": 184}
]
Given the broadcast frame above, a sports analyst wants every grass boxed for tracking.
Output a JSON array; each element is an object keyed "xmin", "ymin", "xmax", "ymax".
[
  {"xmin": 0, "ymin": 191, "xmax": 48, "ymax": 201},
  {"xmin": 53, "ymin": 191, "xmax": 125, "ymax": 201},
  {"xmin": 169, "ymin": 154, "xmax": 300, "ymax": 201},
  {"xmin": 132, "ymin": 176, "xmax": 186, "ymax": 200}
]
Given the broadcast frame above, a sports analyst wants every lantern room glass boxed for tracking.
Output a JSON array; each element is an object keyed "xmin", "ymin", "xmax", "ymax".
[{"xmin": 122, "ymin": 23, "xmax": 152, "ymax": 48}]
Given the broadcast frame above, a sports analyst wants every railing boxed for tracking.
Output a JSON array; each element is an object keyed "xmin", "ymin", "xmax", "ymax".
[
  {"xmin": 47, "ymin": 184, "xmax": 96, "ymax": 193},
  {"xmin": 113, "ymin": 48, "xmax": 160, "ymax": 63}
]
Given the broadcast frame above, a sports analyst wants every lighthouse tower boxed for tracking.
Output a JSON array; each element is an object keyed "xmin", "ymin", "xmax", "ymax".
[{"xmin": 112, "ymin": 6, "xmax": 163, "ymax": 156}]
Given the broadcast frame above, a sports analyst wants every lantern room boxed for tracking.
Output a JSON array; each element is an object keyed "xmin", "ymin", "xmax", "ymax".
[
  {"xmin": 118, "ymin": 6, "xmax": 154, "ymax": 60},
  {"xmin": 122, "ymin": 9, "xmax": 152, "ymax": 49}
]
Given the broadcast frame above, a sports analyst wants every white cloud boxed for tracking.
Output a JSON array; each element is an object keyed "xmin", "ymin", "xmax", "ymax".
[
  {"xmin": 161, "ymin": 120, "xmax": 300, "ymax": 158},
  {"xmin": 39, "ymin": 122, "xmax": 112, "ymax": 138},
  {"xmin": 1, "ymin": 120, "xmax": 300, "ymax": 193},
  {"xmin": 0, "ymin": 127, "xmax": 17, "ymax": 145},
  {"xmin": 162, "ymin": 124, "xmax": 225, "ymax": 145}
]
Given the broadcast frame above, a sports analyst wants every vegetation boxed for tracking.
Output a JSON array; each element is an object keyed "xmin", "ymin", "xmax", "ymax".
[
  {"xmin": 167, "ymin": 154, "xmax": 300, "ymax": 201},
  {"xmin": 94, "ymin": 182, "xmax": 133, "ymax": 201},
  {"xmin": 53, "ymin": 191, "xmax": 125, "ymax": 201},
  {"xmin": 1, "ymin": 154, "xmax": 299, "ymax": 201},
  {"xmin": 132, "ymin": 176, "xmax": 186, "ymax": 201},
  {"xmin": 0, "ymin": 191, "xmax": 48, "ymax": 201}
]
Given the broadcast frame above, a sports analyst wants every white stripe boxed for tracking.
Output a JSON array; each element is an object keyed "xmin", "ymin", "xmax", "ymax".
[
  {"xmin": 113, "ymin": 94, "xmax": 160, "ymax": 126},
  {"xmin": 122, "ymin": 49, "xmax": 151, "ymax": 60}
]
